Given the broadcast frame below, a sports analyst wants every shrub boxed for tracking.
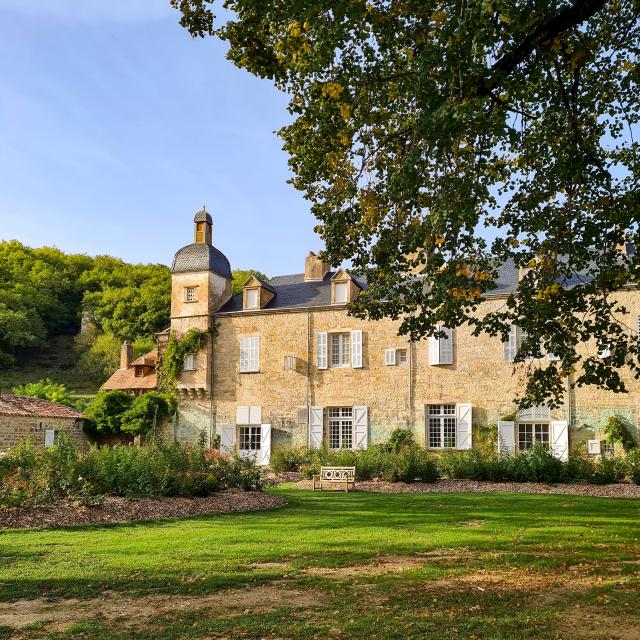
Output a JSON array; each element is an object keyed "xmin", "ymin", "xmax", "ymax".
[
  {"xmin": 626, "ymin": 450, "xmax": 640, "ymax": 485},
  {"xmin": 270, "ymin": 446, "xmax": 310, "ymax": 473},
  {"xmin": 591, "ymin": 455, "xmax": 626, "ymax": 485},
  {"xmin": 84, "ymin": 390, "xmax": 135, "ymax": 434},
  {"xmin": 0, "ymin": 438, "xmax": 266, "ymax": 508},
  {"xmin": 385, "ymin": 428, "xmax": 415, "ymax": 452},
  {"xmin": 603, "ymin": 415, "xmax": 637, "ymax": 453}
]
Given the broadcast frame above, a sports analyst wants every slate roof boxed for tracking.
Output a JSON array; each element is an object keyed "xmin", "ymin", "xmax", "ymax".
[
  {"xmin": 194, "ymin": 209, "xmax": 212, "ymax": 224},
  {"xmin": 171, "ymin": 243, "xmax": 232, "ymax": 279},
  {"xmin": 0, "ymin": 395, "xmax": 84, "ymax": 419}
]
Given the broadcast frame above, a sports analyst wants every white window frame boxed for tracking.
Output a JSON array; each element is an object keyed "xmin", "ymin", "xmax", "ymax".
[
  {"xmin": 185, "ymin": 287, "xmax": 197, "ymax": 302},
  {"xmin": 397, "ymin": 349, "xmax": 408, "ymax": 364},
  {"xmin": 246, "ymin": 288, "xmax": 259, "ymax": 310},
  {"xmin": 427, "ymin": 404, "xmax": 457, "ymax": 449},
  {"xmin": 518, "ymin": 422, "xmax": 550, "ymax": 451},
  {"xmin": 328, "ymin": 407, "xmax": 354, "ymax": 450},
  {"xmin": 240, "ymin": 336, "xmax": 260, "ymax": 373},
  {"xmin": 238, "ymin": 425, "xmax": 262, "ymax": 452},
  {"xmin": 334, "ymin": 282, "xmax": 349, "ymax": 304},
  {"xmin": 183, "ymin": 353, "xmax": 195, "ymax": 371},
  {"xmin": 331, "ymin": 332, "xmax": 351, "ymax": 368},
  {"xmin": 384, "ymin": 348, "xmax": 397, "ymax": 366}
]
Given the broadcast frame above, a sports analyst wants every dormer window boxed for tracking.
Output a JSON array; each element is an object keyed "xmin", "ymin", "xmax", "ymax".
[
  {"xmin": 334, "ymin": 282, "xmax": 348, "ymax": 304},
  {"xmin": 246, "ymin": 288, "xmax": 259, "ymax": 310},
  {"xmin": 185, "ymin": 287, "xmax": 197, "ymax": 302}
]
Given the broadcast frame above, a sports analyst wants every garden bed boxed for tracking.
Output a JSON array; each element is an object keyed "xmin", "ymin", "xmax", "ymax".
[
  {"xmin": 294, "ymin": 478, "xmax": 640, "ymax": 498},
  {"xmin": 0, "ymin": 489, "xmax": 287, "ymax": 530}
]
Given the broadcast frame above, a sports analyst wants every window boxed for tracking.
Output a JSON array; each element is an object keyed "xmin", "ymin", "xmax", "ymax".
[
  {"xmin": 428, "ymin": 404, "xmax": 456, "ymax": 449},
  {"xmin": 186, "ymin": 287, "xmax": 197, "ymax": 302},
  {"xmin": 183, "ymin": 353, "xmax": 195, "ymax": 371},
  {"xmin": 284, "ymin": 355, "xmax": 295, "ymax": 370},
  {"xmin": 238, "ymin": 426, "xmax": 261, "ymax": 451},
  {"xmin": 602, "ymin": 442, "xmax": 615, "ymax": 456},
  {"xmin": 331, "ymin": 333, "xmax": 351, "ymax": 367},
  {"xmin": 398, "ymin": 349, "xmax": 408, "ymax": 364},
  {"xmin": 334, "ymin": 282, "xmax": 348, "ymax": 304},
  {"xmin": 384, "ymin": 349, "xmax": 397, "ymax": 366},
  {"xmin": 518, "ymin": 423, "xmax": 550, "ymax": 451},
  {"xmin": 195, "ymin": 222, "xmax": 205, "ymax": 243},
  {"xmin": 240, "ymin": 336, "xmax": 260, "ymax": 372},
  {"xmin": 246, "ymin": 288, "xmax": 259, "ymax": 309},
  {"xmin": 328, "ymin": 408, "xmax": 353, "ymax": 449},
  {"xmin": 135, "ymin": 366, "xmax": 144, "ymax": 377},
  {"xmin": 428, "ymin": 327, "xmax": 453, "ymax": 365}
]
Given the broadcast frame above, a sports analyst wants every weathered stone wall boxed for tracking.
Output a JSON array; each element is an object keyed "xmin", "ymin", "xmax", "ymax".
[
  {"xmin": 204, "ymin": 290, "xmax": 640, "ymax": 451},
  {"xmin": 0, "ymin": 416, "xmax": 89, "ymax": 453}
]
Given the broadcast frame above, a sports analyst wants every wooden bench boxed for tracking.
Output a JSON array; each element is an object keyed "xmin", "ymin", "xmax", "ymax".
[{"xmin": 313, "ymin": 466, "xmax": 356, "ymax": 492}]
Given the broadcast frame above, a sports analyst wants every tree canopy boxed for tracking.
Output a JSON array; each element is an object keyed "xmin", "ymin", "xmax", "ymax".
[{"xmin": 173, "ymin": 0, "xmax": 640, "ymax": 407}]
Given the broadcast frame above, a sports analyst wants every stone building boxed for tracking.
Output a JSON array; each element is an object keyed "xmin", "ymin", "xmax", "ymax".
[
  {"xmin": 0, "ymin": 394, "xmax": 87, "ymax": 453},
  {"xmin": 162, "ymin": 209, "xmax": 640, "ymax": 464}
]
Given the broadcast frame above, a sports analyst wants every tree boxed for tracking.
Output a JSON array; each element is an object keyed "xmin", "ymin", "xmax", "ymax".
[
  {"xmin": 84, "ymin": 390, "xmax": 135, "ymax": 434},
  {"xmin": 12, "ymin": 379, "xmax": 74, "ymax": 407},
  {"xmin": 120, "ymin": 392, "xmax": 178, "ymax": 436},
  {"xmin": 231, "ymin": 269, "xmax": 269, "ymax": 295},
  {"xmin": 173, "ymin": 1, "xmax": 640, "ymax": 407}
]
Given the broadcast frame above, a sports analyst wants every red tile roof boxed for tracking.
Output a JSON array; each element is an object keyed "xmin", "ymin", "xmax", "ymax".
[
  {"xmin": 130, "ymin": 351, "xmax": 158, "ymax": 367},
  {"xmin": 0, "ymin": 394, "xmax": 84, "ymax": 419},
  {"xmin": 101, "ymin": 350, "xmax": 158, "ymax": 392}
]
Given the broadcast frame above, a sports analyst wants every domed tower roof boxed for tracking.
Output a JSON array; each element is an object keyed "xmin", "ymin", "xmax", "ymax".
[{"xmin": 170, "ymin": 208, "xmax": 232, "ymax": 279}]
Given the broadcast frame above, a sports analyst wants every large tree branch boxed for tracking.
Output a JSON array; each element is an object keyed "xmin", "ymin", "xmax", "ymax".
[{"xmin": 473, "ymin": 0, "xmax": 609, "ymax": 97}]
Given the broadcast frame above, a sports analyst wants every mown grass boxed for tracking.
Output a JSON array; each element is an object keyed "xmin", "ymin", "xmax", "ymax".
[{"xmin": 0, "ymin": 487, "xmax": 639, "ymax": 639}]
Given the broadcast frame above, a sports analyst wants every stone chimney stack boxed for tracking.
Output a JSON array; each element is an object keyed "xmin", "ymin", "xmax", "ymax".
[
  {"xmin": 304, "ymin": 251, "xmax": 331, "ymax": 281},
  {"xmin": 120, "ymin": 341, "xmax": 133, "ymax": 370}
]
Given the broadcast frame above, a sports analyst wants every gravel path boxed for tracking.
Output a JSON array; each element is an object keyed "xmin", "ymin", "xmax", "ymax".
[
  {"xmin": 294, "ymin": 478, "xmax": 640, "ymax": 499},
  {"xmin": 0, "ymin": 489, "xmax": 287, "ymax": 530}
]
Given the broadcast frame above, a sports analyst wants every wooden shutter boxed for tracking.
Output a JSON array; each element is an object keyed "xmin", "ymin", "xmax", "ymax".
[
  {"xmin": 249, "ymin": 406, "xmax": 262, "ymax": 425},
  {"xmin": 440, "ymin": 327, "xmax": 453, "ymax": 365},
  {"xmin": 550, "ymin": 420, "xmax": 569, "ymax": 461},
  {"xmin": 497, "ymin": 421, "xmax": 515, "ymax": 454},
  {"xmin": 240, "ymin": 337, "xmax": 259, "ymax": 372},
  {"xmin": 353, "ymin": 406, "xmax": 369, "ymax": 450},
  {"xmin": 308, "ymin": 406, "xmax": 324, "ymax": 449},
  {"xmin": 503, "ymin": 325, "xmax": 518, "ymax": 362},
  {"xmin": 236, "ymin": 406, "xmax": 250, "ymax": 424},
  {"xmin": 384, "ymin": 349, "xmax": 396, "ymax": 365},
  {"xmin": 455, "ymin": 403, "xmax": 472, "ymax": 450},
  {"xmin": 428, "ymin": 335, "xmax": 440, "ymax": 365},
  {"xmin": 317, "ymin": 332, "xmax": 328, "ymax": 370},
  {"xmin": 259, "ymin": 424, "xmax": 272, "ymax": 466},
  {"xmin": 44, "ymin": 429, "xmax": 56, "ymax": 448},
  {"xmin": 351, "ymin": 330, "xmax": 363, "ymax": 368},
  {"xmin": 220, "ymin": 424, "xmax": 235, "ymax": 455}
]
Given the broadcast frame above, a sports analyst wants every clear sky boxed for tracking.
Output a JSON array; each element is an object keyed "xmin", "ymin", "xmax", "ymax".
[{"xmin": 0, "ymin": 1, "xmax": 321, "ymax": 277}]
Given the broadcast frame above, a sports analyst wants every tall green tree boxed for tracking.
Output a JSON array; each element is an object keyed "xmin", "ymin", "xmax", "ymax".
[
  {"xmin": 232, "ymin": 268, "xmax": 269, "ymax": 295},
  {"xmin": 173, "ymin": 0, "xmax": 640, "ymax": 407}
]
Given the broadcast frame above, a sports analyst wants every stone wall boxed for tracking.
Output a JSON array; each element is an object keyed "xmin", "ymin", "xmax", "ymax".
[{"xmin": 0, "ymin": 416, "xmax": 89, "ymax": 453}]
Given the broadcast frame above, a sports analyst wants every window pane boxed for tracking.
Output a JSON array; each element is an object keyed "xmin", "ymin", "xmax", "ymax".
[
  {"xmin": 428, "ymin": 418, "xmax": 441, "ymax": 448},
  {"xmin": 335, "ymin": 282, "xmax": 348, "ymax": 303},
  {"xmin": 331, "ymin": 333, "xmax": 350, "ymax": 366},
  {"xmin": 247, "ymin": 289, "xmax": 259, "ymax": 309},
  {"xmin": 443, "ymin": 417, "xmax": 456, "ymax": 448},
  {"xmin": 239, "ymin": 426, "xmax": 261, "ymax": 451}
]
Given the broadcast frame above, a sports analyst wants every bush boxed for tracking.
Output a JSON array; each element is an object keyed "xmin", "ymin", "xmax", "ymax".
[
  {"xmin": 385, "ymin": 428, "xmax": 415, "ymax": 452},
  {"xmin": 603, "ymin": 415, "xmax": 637, "ymax": 453},
  {"xmin": 626, "ymin": 450, "xmax": 640, "ymax": 485},
  {"xmin": 270, "ymin": 446, "xmax": 310, "ymax": 473},
  {"xmin": 0, "ymin": 437, "xmax": 266, "ymax": 507}
]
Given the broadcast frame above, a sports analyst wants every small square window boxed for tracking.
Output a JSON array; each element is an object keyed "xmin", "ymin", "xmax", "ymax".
[
  {"xmin": 246, "ymin": 289, "xmax": 259, "ymax": 309},
  {"xmin": 334, "ymin": 282, "xmax": 348, "ymax": 304},
  {"xmin": 398, "ymin": 349, "xmax": 408, "ymax": 364},
  {"xmin": 186, "ymin": 287, "xmax": 197, "ymax": 302}
]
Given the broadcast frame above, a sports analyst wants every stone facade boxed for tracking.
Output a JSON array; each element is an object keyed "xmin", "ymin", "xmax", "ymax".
[
  {"xmin": 0, "ymin": 414, "xmax": 87, "ymax": 453},
  {"xmin": 164, "ymin": 211, "xmax": 639, "ymax": 462}
]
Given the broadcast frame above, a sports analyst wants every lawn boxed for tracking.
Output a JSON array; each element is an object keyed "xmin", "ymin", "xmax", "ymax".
[{"xmin": 0, "ymin": 488, "xmax": 639, "ymax": 639}]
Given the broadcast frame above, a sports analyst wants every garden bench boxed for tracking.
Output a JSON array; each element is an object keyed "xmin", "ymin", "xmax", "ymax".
[{"xmin": 313, "ymin": 466, "xmax": 356, "ymax": 492}]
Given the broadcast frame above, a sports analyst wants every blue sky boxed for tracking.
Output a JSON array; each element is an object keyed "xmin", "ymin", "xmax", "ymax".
[{"xmin": 0, "ymin": 1, "xmax": 321, "ymax": 277}]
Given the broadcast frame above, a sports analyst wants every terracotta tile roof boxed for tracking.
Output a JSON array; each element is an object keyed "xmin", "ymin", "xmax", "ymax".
[
  {"xmin": 101, "ymin": 369, "xmax": 158, "ymax": 392},
  {"xmin": 130, "ymin": 350, "xmax": 158, "ymax": 367},
  {"xmin": 0, "ymin": 394, "xmax": 84, "ymax": 419}
]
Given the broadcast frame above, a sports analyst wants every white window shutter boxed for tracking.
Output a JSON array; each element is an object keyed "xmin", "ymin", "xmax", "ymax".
[
  {"xmin": 249, "ymin": 406, "xmax": 262, "ymax": 426},
  {"xmin": 351, "ymin": 330, "xmax": 363, "ymax": 368},
  {"xmin": 588, "ymin": 439, "xmax": 602, "ymax": 455},
  {"xmin": 550, "ymin": 420, "xmax": 569, "ymax": 461},
  {"xmin": 183, "ymin": 353, "xmax": 195, "ymax": 370},
  {"xmin": 240, "ymin": 337, "xmax": 259, "ymax": 372},
  {"xmin": 220, "ymin": 424, "xmax": 235, "ymax": 455},
  {"xmin": 308, "ymin": 406, "xmax": 324, "ymax": 449},
  {"xmin": 353, "ymin": 406, "xmax": 369, "ymax": 450},
  {"xmin": 317, "ymin": 332, "xmax": 328, "ymax": 370},
  {"xmin": 455, "ymin": 403, "xmax": 472, "ymax": 450},
  {"xmin": 259, "ymin": 424, "xmax": 272, "ymax": 466},
  {"xmin": 497, "ymin": 421, "xmax": 515, "ymax": 454},
  {"xmin": 44, "ymin": 429, "xmax": 56, "ymax": 447},
  {"xmin": 236, "ymin": 406, "xmax": 250, "ymax": 425},
  {"xmin": 251, "ymin": 336, "xmax": 260, "ymax": 371},
  {"xmin": 504, "ymin": 325, "xmax": 518, "ymax": 362},
  {"xmin": 384, "ymin": 349, "xmax": 396, "ymax": 366},
  {"xmin": 547, "ymin": 351, "xmax": 560, "ymax": 362},
  {"xmin": 440, "ymin": 327, "xmax": 453, "ymax": 364},
  {"xmin": 428, "ymin": 336, "xmax": 440, "ymax": 365}
]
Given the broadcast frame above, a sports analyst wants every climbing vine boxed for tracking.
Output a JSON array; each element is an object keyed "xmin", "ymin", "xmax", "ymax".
[
  {"xmin": 159, "ymin": 328, "xmax": 209, "ymax": 388},
  {"xmin": 603, "ymin": 415, "xmax": 636, "ymax": 453}
]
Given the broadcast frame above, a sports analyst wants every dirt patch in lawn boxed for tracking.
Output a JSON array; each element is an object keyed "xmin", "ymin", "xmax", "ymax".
[
  {"xmin": 0, "ymin": 583, "xmax": 323, "ymax": 631},
  {"xmin": 0, "ymin": 489, "xmax": 287, "ymax": 530},
  {"xmin": 303, "ymin": 554, "xmax": 427, "ymax": 577},
  {"xmin": 559, "ymin": 608, "xmax": 640, "ymax": 640},
  {"xmin": 294, "ymin": 478, "xmax": 640, "ymax": 498}
]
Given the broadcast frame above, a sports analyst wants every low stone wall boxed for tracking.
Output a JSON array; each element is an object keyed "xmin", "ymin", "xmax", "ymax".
[{"xmin": 0, "ymin": 416, "xmax": 89, "ymax": 453}]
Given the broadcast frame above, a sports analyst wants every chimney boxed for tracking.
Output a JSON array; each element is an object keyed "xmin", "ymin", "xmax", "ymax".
[
  {"xmin": 120, "ymin": 341, "xmax": 133, "ymax": 370},
  {"xmin": 304, "ymin": 251, "xmax": 330, "ymax": 281}
]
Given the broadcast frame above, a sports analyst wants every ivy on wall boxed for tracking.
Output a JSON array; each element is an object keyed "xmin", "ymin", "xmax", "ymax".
[
  {"xmin": 604, "ymin": 415, "xmax": 637, "ymax": 453},
  {"xmin": 159, "ymin": 328, "xmax": 209, "ymax": 388}
]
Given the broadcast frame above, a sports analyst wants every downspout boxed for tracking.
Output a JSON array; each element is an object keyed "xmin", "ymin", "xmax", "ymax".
[
  {"xmin": 209, "ymin": 317, "xmax": 215, "ymax": 449},
  {"xmin": 408, "ymin": 336, "xmax": 413, "ymax": 428},
  {"xmin": 307, "ymin": 310, "xmax": 312, "ymax": 407}
]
